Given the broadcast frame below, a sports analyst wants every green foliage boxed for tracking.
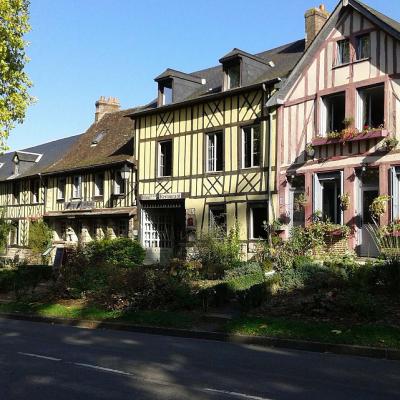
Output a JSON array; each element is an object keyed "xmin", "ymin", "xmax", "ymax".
[
  {"xmin": 0, "ymin": 264, "xmax": 52, "ymax": 299},
  {"xmin": 83, "ymin": 238, "xmax": 145, "ymax": 268},
  {"xmin": 0, "ymin": 208, "xmax": 10, "ymax": 253},
  {"xmin": 369, "ymin": 195, "xmax": 391, "ymax": 219},
  {"xmin": 192, "ymin": 223, "xmax": 242, "ymax": 277},
  {"xmin": 28, "ymin": 220, "xmax": 53, "ymax": 257},
  {"xmin": 0, "ymin": 0, "xmax": 33, "ymax": 150}
]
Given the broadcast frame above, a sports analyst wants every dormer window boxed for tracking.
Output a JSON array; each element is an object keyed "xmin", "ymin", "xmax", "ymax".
[
  {"xmin": 159, "ymin": 81, "xmax": 173, "ymax": 106},
  {"xmin": 226, "ymin": 63, "xmax": 240, "ymax": 89}
]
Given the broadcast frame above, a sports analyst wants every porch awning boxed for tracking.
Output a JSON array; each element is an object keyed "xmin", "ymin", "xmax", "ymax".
[{"xmin": 44, "ymin": 207, "xmax": 137, "ymax": 218}]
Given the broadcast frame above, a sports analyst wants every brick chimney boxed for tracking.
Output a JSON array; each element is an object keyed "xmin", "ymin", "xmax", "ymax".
[
  {"xmin": 305, "ymin": 4, "xmax": 329, "ymax": 48},
  {"xmin": 95, "ymin": 96, "xmax": 120, "ymax": 122}
]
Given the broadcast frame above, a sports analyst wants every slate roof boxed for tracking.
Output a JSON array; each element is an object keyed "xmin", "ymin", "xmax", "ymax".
[
  {"xmin": 44, "ymin": 107, "xmax": 137, "ymax": 174},
  {"xmin": 0, "ymin": 135, "xmax": 81, "ymax": 181},
  {"xmin": 129, "ymin": 39, "xmax": 305, "ymax": 116}
]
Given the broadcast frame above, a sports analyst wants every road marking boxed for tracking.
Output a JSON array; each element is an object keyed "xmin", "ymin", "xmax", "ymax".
[
  {"xmin": 73, "ymin": 362, "xmax": 132, "ymax": 376},
  {"xmin": 17, "ymin": 352, "xmax": 273, "ymax": 400},
  {"xmin": 17, "ymin": 352, "xmax": 61, "ymax": 362},
  {"xmin": 203, "ymin": 388, "xmax": 273, "ymax": 400}
]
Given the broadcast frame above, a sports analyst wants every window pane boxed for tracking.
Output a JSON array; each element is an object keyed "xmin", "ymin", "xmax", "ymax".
[
  {"xmin": 243, "ymin": 127, "xmax": 251, "ymax": 168},
  {"xmin": 159, "ymin": 141, "xmax": 172, "ymax": 176},
  {"xmin": 359, "ymin": 84, "xmax": 384, "ymax": 129},
  {"xmin": 209, "ymin": 205, "xmax": 226, "ymax": 232},
  {"xmin": 357, "ymin": 34, "xmax": 370, "ymax": 59},
  {"xmin": 324, "ymin": 93, "xmax": 345, "ymax": 133},
  {"xmin": 163, "ymin": 86, "xmax": 173, "ymax": 105},
  {"xmin": 252, "ymin": 125, "xmax": 260, "ymax": 167},
  {"xmin": 337, "ymin": 39, "xmax": 350, "ymax": 64},
  {"xmin": 216, "ymin": 132, "xmax": 223, "ymax": 171},
  {"xmin": 228, "ymin": 64, "xmax": 240, "ymax": 89},
  {"xmin": 251, "ymin": 207, "xmax": 268, "ymax": 239}
]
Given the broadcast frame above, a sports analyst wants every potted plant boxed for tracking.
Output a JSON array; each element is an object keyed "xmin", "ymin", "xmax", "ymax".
[
  {"xmin": 305, "ymin": 143, "xmax": 315, "ymax": 158},
  {"xmin": 369, "ymin": 195, "xmax": 391, "ymax": 221},
  {"xmin": 383, "ymin": 136, "xmax": 398, "ymax": 151},
  {"xmin": 339, "ymin": 193, "xmax": 350, "ymax": 210},
  {"xmin": 294, "ymin": 193, "xmax": 308, "ymax": 211}
]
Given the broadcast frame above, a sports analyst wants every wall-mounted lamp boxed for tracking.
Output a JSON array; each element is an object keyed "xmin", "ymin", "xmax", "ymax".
[{"xmin": 120, "ymin": 164, "xmax": 131, "ymax": 180}]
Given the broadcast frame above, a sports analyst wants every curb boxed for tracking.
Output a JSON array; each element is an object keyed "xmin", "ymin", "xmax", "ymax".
[{"xmin": 1, "ymin": 312, "xmax": 399, "ymax": 361}]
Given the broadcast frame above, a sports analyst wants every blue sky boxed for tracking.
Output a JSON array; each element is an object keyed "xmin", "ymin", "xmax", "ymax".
[{"xmin": 9, "ymin": 0, "xmax": 400, "ymax": 150}]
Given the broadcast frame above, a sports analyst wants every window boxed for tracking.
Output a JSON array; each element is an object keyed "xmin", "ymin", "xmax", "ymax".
[
  {"xmin": 336, "ymin": 39, "xmax": 350, "ymax": 65},
  {"xmin": 114, "ymin": 170, "xmax": 125, "ymax": 195},
  {"xmin": 117, "ymin": 219, "xmax": 129, "ymax": 237},
  {"xmin": 357, "ymin": 84, "xmax": 384, "ymax": 130},
  {"xmin": 289, "ymin": 175, "xmax": 305, "ymax": 228},
  {"xmin": 226, "ymin": 64, "xmax": 240, "ymax": 89},
  {"xmin": 158, "ymin": 140, "xmax": 172, "ymax": 177},
  {"xmin": 249, "ymin": 204, "xmax": 268, "ymax": 239},
  {"xmin": 209, "ymin": 205, "xmax": 227, "ymax": 232},
  {"xmin": 94, "ymin": 172, "xmax": 104, "ymax": 197},
  {"xmin": 206, "ymin": 131, "xmax": 223, "ymax": 172},
  {"xmin": 313, "ymin": 172, "xmax": 343, "ymax": 224},
  {"xmin": 57, "ymin": 177, "xmax": 66, "ymax": 200},
  {"xmin": 31, "ymin": 179, "xmax": 40, "ymax": 203},
  {"xmin": 9, "ymin": 221, "xmax": 18, "ymax": 246},
  {"xmin": 321, "ymin": 92, "xmax": 345, "ymax": 135},
  {"xmin": 72, "ymin": 175, "xmax": 82, "ymax": 199},
  {"xmin": 12, "ymin": 182, "xmax": 19, "ymax": 205},
  {"xmin": 356, "ymin": 34, "xmax": 370, "ymax": 60},
  {"xmin": 242, "ymin": 125, "xmax": 260, "ymax": 168},
  {"xmin": 160, "ymin": 82, "xmax": 173, "ymax": 106}
]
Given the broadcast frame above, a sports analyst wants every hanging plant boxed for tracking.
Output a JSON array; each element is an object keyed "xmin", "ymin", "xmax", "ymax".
[
  {"xmin": 369, "ymin": 195, "xmax": 391, "ymax": 220},
  {"xmin": 343, "ymin": 116, "xmax": 354, "ymax": 128},
  {"xmin": 294, "ymin": 193, "xmax": 308, "ymax": 211},
  {"xmin": 383, "ymin": 136, "xmax": 398, "ymax": 151},
  {"xmin": 339, "ymin": 193, "xmax": 350, "ymax": 210}
]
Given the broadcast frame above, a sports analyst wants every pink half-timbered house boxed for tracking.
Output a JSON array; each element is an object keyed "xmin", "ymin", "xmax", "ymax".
[{"xmin": 269, "ymin": 0, "xmax": 400, "ymax": 256}]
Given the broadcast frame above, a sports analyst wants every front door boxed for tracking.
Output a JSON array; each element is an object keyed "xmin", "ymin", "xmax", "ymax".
[
  {"xmin": 359, "ymin": 188, "xmax": 379, "ymax": 257},
  {"xmin": 141, "ymin": 209, "xmax": 174, "ymax": 264}
]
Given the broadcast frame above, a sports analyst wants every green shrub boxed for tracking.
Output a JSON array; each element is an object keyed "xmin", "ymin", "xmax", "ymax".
[
  {"xmin": 224, "ymin": 262, "xmax": 264, "ymax": 280},
  {"xmin": 83, "ymin": 238, "xmax": 145, "ymax": 268},
  {"xmin": 28, "ymin": 220, "xmax": 53, "ymax": 261},
  {"xmin": 0, "ymin": 264, "xmax": 52, "ymax": 299},
  {"xmin": 192, "ymin": 223, "xmax": 242, "ymax": 278}
]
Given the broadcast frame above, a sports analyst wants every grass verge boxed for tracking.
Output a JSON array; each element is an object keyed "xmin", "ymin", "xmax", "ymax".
[
  {"xmin": 225, "ymin": 316, "xmax": 400, "ymax": 349},
  {"xmin": 0, "ymin": 302, "xmax": 196, "ymax": 329}
]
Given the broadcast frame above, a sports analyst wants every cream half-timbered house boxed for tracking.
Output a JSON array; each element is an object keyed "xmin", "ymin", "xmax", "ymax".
[
  {"xmin": 269, "ymin": 0, "xmax": 400, "ymax": 256},
  {"xmin": 0, "ymin": 136, "xmax": 80, "ymax": 258},
  {"xmin": 130, "ymin": 43, "xmax": 305, "ymax": 263},
  {"xmin": 42, "ymin": 98, "xmax": 138, "ymax": 245}
]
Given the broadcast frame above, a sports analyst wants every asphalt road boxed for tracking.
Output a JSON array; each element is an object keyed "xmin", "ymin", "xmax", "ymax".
[{"xmin": 0, "ymin": 318, "xmax": 399, "ymax": 399}]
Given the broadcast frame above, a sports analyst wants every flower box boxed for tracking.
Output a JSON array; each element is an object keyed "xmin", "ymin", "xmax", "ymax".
[{"xmin": 312, "ymin": 129, "xmax": 389, "ymax": 147}]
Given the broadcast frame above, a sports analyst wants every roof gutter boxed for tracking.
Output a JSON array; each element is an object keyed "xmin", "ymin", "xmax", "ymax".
[{"xmin": 126, "ymin": 77, "xmax": 281, "ymax": 118}]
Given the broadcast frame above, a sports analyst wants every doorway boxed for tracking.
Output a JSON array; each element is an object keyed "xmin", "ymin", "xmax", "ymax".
[{"xmin": 358, "ymin": 169, "xmax": 379, "ymax": 257}]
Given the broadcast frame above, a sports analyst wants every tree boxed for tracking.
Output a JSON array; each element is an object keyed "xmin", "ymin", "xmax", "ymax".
[{"xmin": 0, "ymin": 0, "xmax": 33, "ymax": 151}]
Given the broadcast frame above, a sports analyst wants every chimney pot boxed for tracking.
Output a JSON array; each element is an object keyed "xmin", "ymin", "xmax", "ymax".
[
  {"xmin": 305, "ymin": 4, "xmax": 329, "ymax": 49},
  {"xmin": 95, "ymin": 96, "xmax": 120, "ymax": 122}
]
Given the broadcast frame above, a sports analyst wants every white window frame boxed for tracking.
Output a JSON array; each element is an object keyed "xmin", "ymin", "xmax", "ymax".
[
  {"xmin": 72, "ymin": 175, "xmax": 82, "ymax": 199},
  {"xmin": 158, "ymin": 140, "xmax": 172, "ymax": 177},
  {"xmin": 57, "ymin": 177, "xmax": 66, "ymax": 200},
  {"xmin": 356, "ymin": 84, "xmax": 385, "ymax": 131},
  {"xmin": 206, "ymin": 132, "xmax": 222, "ymax": 172},
  {"xmin": 113, "ymin": 170, "xmax": 125, "ymax": 195},
  {"xmin": 94, "ymin": 172, "xmax": 104, "ymax": 197},
  {"xmin": 313, "ymin": 171, "xmax": 344, "ymax": 225},
  {"xmin": 249, "ymin": 203, "xmax": 268, "ymax": 240},
  {"xmin": 242, "ymin": 125, "xmax": 260, "ymax": 168},
  {"xmin": 391, "ymin": 167, "xmax": 400, "ymax": 221}
]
